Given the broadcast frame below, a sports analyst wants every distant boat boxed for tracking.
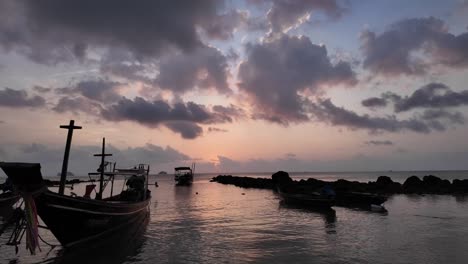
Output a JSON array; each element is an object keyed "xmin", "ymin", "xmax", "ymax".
[
  {"xmin": 174, "ymin": 164, "xmax": 195, "ymax": 186},
  {"xmin": 56, "ymin": 171, "xmax": 75, "ymax": 177},
  {"xmin": 158, "ymin": 171, "xmax": 168, "ymax": 175}
]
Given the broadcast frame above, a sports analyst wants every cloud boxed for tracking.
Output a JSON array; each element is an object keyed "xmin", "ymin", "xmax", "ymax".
[
  {"xmin": 238, "ymin": 34, "xmax": 357, "ymax": 125},
  {"xmin": 0, "ymin": 142, "xmax": 190, "ymax": 176},
  {"xmin": 101, "ymin": 97, "xmax": 242, "ymax": 139},
  {"xmin": 361, "ymin": 17, "xmax": 468, "ymax": 76},
  {"xmin": 56, "ymin": 79, "xmax": 123, "ymax": 103},
  {"xmin": 309, "ymin": 98, "xmax": 456, "ymax": 134},
  {"xmin": 0, "ymin": 0, "xmax": 230, "ymax": 64},
  {"xmin": 207, "ymin": 127, "xmax": 228, "ymax": 133},
  {"xmin": 362, "ymin": 83, "xmax": 468, "ymax": 112},
  {"xmin": 202, "ymin": 10, "xmax": 249, "ymax": 40},
  {"xmin": 52, "ymin": 96, "xmax": 103, "ymax": 115},
  {"xmin": 251, "ymin": 0, "xmax": 346, "ymax": 33},
  {"xmin": 156, "ymin": 46, "xmax": 231, "ymax": 94},
  {"xmin": 365, "ymin": 140, "xmax": 394, "ymax": 146},
  {"xmin": 392, "ymin": 83, "xmax": 468, "ymax": 112},
  {"xmin": 0, "ymin": 88, "xmax": 46, "ymax": 108},
  {"xmin": 33, "ymin": 86, "xmax": 52, "ymax": 93},
  {"xmin": 361, "ymin": 97, "xmax": 388, "ymax": 108},
  {"xmin": 164, "ymin": 121, "xmax": 203, "ymax": 139},
  {"xmin": 420, "ymin": 109, "xmax": 465, "ymax": 124}
]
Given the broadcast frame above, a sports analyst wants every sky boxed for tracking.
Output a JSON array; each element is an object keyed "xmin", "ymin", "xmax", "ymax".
[{"xmin": 1, "ymin": 0, "xmax": 468, "ymax": 176}]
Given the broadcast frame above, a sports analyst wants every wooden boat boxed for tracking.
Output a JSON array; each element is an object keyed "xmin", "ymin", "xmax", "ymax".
[
  {"xmin": 277, "ymin": 185, "xmax": 335, "ymax": 209},
  {"xmin": 0, "ymin": 125, "xmax": 151, "ymax": 249},
  {"xmin": 174, "ymin": 164, "xmax": 194, "ymax": 186},
  {"xmin": 0, "ymin": 164, "xmax": 151, "ymax": 248}
]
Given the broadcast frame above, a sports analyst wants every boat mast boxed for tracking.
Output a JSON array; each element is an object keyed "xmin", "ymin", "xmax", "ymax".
[
  {"xmin": 59, "ymin": 120, "xmax": 82, "ymax": 195},
  {"xmin": 94, "ymin": 138, "xmax": 112, "ymax": 200}
]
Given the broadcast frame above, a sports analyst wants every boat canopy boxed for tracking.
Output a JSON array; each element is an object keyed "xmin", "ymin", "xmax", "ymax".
[
  {"xmin": 0, "ymin": 162, "xmax": 44, "ymax": 191},
  {"xmin": 175, "ymin": 167, "xmax": 191, "ymax": 171}
]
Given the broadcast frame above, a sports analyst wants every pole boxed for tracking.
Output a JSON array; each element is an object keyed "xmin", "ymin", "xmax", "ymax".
[
  {"xmin": 59, "ymin": 120, "xmax": 82, "ymax": 195},
  {"xmin": 94, "ymin": 138, "xmax": 112, "ymax": 200}
]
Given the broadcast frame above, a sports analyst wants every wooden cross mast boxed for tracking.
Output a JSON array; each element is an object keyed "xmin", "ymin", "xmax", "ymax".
[
  {"xmin": 59, "ymin": 120, "xmax": 82, "ymax": 195},
  {"xmin": 94, "ymin": 138, "xmax": 112, "ymax": 200}
]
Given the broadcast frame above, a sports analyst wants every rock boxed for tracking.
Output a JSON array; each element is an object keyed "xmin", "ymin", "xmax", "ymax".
[
  {"xmin": 374, "ymin": 176, "xmax": 402, "ymax": 194},
  {"xmin": 271, "ymin": 171, "xmax": 293, "ymax": 186},
  {"xmin": 452, "ymin": 179, "xmax": 468, "ymax": 193},
  {"xmin": 376, "ymin": 176, "xmax": 393, "ymax": 185},
  {"xmin": 422, "ymin": 175, "xmax": 451, "ymax": 194},
  {"xmin": 402, "ymin": 176, "xmax": 423, "ymax": 193}
]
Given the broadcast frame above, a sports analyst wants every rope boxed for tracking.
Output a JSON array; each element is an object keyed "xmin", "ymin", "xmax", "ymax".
[{"xmin": 23, "ymin": 194, "xmax": 41, "ymax": 255}]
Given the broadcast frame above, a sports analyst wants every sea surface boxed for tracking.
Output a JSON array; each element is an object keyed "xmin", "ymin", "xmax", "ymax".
[{"xmin": 1, "ymin": 171, "xmax": 468, "ymax": 264}]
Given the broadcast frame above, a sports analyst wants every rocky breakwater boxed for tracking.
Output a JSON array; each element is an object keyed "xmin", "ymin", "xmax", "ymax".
[{"xmin": 211, "ymin": 172, "xmax": 468, "ymax": 195}]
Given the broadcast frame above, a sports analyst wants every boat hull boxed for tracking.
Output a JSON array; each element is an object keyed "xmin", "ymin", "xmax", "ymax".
[
  {"xmin": 278, "ymin": 188, "xmax": 334, "ymax": 209},
  {"xmin": 335, "ymin": 192, "xmax": 387, "ymax": 208},
  {"xmin": 36, "ymin": 191, "xmax": 150, "ymax": 247},
  {"xmin": 0, "ymin": 192, "xmax": 20, "ymax": 211},
  {"xmin": 175, "ymin": 175, "xmax": 193, "ymax": 186}
]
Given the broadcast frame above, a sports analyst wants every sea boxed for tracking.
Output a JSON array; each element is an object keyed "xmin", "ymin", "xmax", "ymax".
[{"xmin": 1, "ymin": 170, "xmax": 468, "ymax": 264}]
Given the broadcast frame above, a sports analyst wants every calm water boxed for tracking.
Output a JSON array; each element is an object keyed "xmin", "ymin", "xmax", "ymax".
[{"xmin": 1, "ymin": 171, "xmax": 468, "ymax": 264}]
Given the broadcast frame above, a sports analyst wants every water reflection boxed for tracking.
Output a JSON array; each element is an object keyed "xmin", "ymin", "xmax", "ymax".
[
  {"xmin": 43, "ymin": 211, "xmax": 149, "ymax": 264},
  {"xmin": 278, "ymin": 200, "xmax": 337, "ymax": 226}
]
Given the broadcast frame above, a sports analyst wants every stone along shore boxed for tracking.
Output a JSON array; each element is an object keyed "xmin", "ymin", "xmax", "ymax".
[{"xmin": 211, "ymin": 171, "xmax": 468, "ymax": 195}]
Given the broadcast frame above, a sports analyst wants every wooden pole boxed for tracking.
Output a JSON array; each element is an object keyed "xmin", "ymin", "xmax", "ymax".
[
  {"xmin": 94, "ymin": 138, "xmax": 112, "ymax": 200},
  {"xmin": 59, "ymin": 120, "xmax": 82, "ymax": 195}
]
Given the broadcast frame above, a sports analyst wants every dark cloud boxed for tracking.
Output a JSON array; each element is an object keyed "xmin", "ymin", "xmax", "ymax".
[
  {"xmin": 0, "ymin": 0, "xmax": 232, "ymax": 64},
  {"xmin": 212, "ymin": 104, "xmax": 246, "ymax": 122},
  {"xmin": 33, "ymin": 86, "xmax": 52, "ymax": 93},
  {"xmin": 251, "ymin": 0, "xmax": 346, "ymax": 33},
  {"xmin": 420, "ymin": 109, "xmax": 465, "ymax": 124},
  {"xmin": 207, "ymin": 127, "xmax": 228, "ymax": 133},
  {"xmin": 52, "ymin": 97, "xmax": 102, "ymax": 115},
  {"xmin": 156, "ymin": 46, "xmax": 231, "ymax": 94},
  {"xmin": 56, "ymin": 79, "xmax": 123, "ymax": 103},
  {"xmin": 365, "ymin": 140, "xmax": 394, "ymax": 146},
  {"xmin": 102, "ymin": 97, "xmax": 210, "ymax": 125},
  {"xmin": 202, "ymin": 10, "xmax": 249, "ymax": 40},
  {"xmin": 238, "ymin": 34, "xmax": 357, "ymax": 125},
  {"xmin": 309, "ymin": 99, "xmax": 454, "ymax": 134},
  {"xmin": 164, "ymin": 121, "xmax": 203, "ymax": 139},
  {"xmin": 364, "ymin": 83, "xmax": 468, "ymax": 112},
  {"xmin": 0, "ymin": 88, "xmax": 46, "ymax": 108},
  {"xmin": 361, "ymin": 97, "xmax": 388, "ymax": 108},
  {"xmin": 101, "ymin": 97, "xmax": 241, "ymax": 139},
  {"xmin": 392, "ymin": 83, "xmax": 468, "ymax": 112},
  {"xmin": 361, "ymin": 17, "xmax": 468, "ymax": 76}
]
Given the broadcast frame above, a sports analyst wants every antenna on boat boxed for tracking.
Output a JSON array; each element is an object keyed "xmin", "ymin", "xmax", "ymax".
[
  {"xmin": 94, "ymin": 138, "xmax": 112, "ymax": 200},
  {"xmin": 59, "ymin": 120, "xmax": 82, "ymax": 195}
]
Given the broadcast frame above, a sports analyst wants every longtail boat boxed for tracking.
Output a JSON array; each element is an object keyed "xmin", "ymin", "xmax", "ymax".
[{"xmin": 0, "ymin": 120, "xmax": 151, "ymax": 251}]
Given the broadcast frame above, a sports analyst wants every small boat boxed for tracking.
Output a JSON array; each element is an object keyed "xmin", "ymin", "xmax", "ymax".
[
  {"xmin": 277, "ymin": 185, "xmax": 335, "ymax": 210},
  {"xmin": 174, "ymin": 164, "xmax": 195, "ymax": 186}
]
